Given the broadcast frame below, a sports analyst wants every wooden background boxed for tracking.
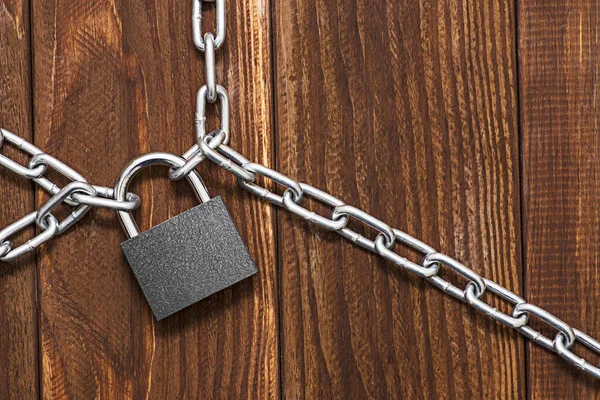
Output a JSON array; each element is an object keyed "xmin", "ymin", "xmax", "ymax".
[{"xmin": 0, "ymin": 0, "xmax": 599, "ymax": 398}]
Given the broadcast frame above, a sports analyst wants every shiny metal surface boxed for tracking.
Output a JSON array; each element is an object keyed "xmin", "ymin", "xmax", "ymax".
[
  {"xmin": 0, "ymin": 0, "xmax": 598, "ymax": 383},
  {"xmin": 192, "ymin": 0, "xmax": 225, "ymax": 51},
  {"xmin": 114, "ymin": 152, "xmax": 211, "ymax": 238},
  {"xmin": 0, "ymin": 129, "xmax": 140, "ymax": 259}
]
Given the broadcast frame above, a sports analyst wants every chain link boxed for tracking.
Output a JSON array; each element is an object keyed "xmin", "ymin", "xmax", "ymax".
[
  {"xmin": 0, "ymin": 0, "xmax": 597, "ymax": 383},
  {"xmin": 555, "ymin": 329, "xmax": 600, "ymax": 379},
  {"xmin": 204, "ymin": 33, "xmax": 218, "ymax": 103},
  {"xmin": 0, "ymin": 128, "xmax": 140, "ymax": 259},
  {"xmin": 192, "ymin": 0, "xmax": 225, "ymax": 51},
  {"xmin": 0, "ymin": 212, "xmax": 58, "ymax": 261},
  {"xmin": 512, "ymin": 303, "xmax": 577, "ymax": 351},
  {"xmin": 465, "ymin": 279, "xmax": 529, "ymax": 329},
  {"xmin": 170, "ymin": 0, "xmax": 231, "ymax": 181},
  {"xmin": 35, "ymin": 181, "xmax": 96, "ymax": 234},
  {"xmin": 177, "ymin": 0, "xmax": 600, "ymax": 380},
  {"xmin": 198, "ymin": 140, "xmax": 600, "ymax": 380},
  {"xmin": 375, "ymin": 234, "xmax": 438, "ymax": 278},
  {"xmin": 282, "ymin": 183, "xmax": 348, "ymax": 231},
  {"xmin": 198, "ymin": 133, "xmax": 256, "ymax": 182},
  {"xmin": 0, "ymin": 129, "xmax": 46, "ymax": 178}
]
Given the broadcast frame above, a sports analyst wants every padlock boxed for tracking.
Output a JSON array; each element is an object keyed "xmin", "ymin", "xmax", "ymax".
[{"xmin": 114, "ymin": 152, "xmax": 257, "ymax": 320}]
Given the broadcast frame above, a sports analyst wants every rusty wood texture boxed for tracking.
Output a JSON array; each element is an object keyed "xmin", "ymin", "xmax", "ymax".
[
  {"xmin": 0, "ymin": 0, "xmax": 38, "ymax": 398},
  {"xmin": 274, "ymin": 0, "xmax": 525, "ymax": 399},
  {"xmin": 519, "ymin": 0, "xmax": 600, "ymax": 397},
  {"xmin": 31, "ymin": 0, "xmax": 277, "ymax": 398}
]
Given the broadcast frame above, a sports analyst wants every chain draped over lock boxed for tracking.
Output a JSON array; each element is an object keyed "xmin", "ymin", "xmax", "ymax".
[{"xmin": 0, "ymin": 0, "xmax": 599, "ymax": 381}]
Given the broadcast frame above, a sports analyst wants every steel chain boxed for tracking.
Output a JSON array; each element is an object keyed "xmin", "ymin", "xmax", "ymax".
[
  {"xmin": 178, "ymin": 0, "xmax": 600, "ymax": 380},
  {"xmin": 0, "ymin": 128, "xmax": 141, "ymax": 260},
  {"xmin": 199, "ymin": 136, "xmax": 600, "ymax": 381},
  {"xmin": 0, "ymin": 212, "xmax": 59, "ymax": 261},
  {"xmin": 0, "ymin": 0, "xmax": 597, "ymax": 382},
  {"xmin": 170, "ymin": 0, "xmax": 230, "ymax": 180}
]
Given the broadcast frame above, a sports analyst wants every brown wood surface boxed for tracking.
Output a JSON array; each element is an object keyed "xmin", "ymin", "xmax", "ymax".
[
  {"xmin": 519, "ymin": 0, "xmax": 600, "ymax": 397},
  {"xmin": 274, "ymin": 0, "xmax": 525, "ymax": 398},
  {"xmin": 30, "ymin": 0, "xmax": 277, "ymax": 398},
  {"xmin": 0, "ymin": 0, "xmax": 38, "ymax": 398},
  {"xmin": 0, "ymin": 0, "xmax": 599, "ymax": 398}
]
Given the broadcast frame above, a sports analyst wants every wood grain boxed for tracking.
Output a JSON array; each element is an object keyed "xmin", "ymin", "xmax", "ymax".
[
  {"xmin": 274, "ymin": 0, "xmax": 525, "ymax": 398},
  {"xmin": 518, "ymin": 0, "xmax": 600, "ymax": 397},
  {"xmin": 1, "ymin": 0, "xmax": 598, "ymax": 397},
  {"xmin": 31, "ymin": 0, "xmax": 278, "ymax": 398},
  {"xmin": 0, "ymin": 0, "xmax": 38, "ymax": 398}
]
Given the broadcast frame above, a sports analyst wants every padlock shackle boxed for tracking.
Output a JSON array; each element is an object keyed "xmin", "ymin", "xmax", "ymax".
[{"xmin": 114, "ymin": 152, "xmax": 211, "ymax": 238}]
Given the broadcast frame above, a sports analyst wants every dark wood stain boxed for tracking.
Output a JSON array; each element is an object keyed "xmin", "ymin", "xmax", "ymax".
[
  {"xmin": 274, "ymin": 0, "xmax": 524, "ymax": 398},
  {"xmin": 0, "ymin": 0, "xmax": 598, "ymax": 398},
  {"xmin": 0, "ymin": 0, "xmax": 38, "ymax": 398},
  {"xmin": 519, "ymin": 0, "xmax": 600, "ymax": 397},
  {"xmin": 31, "ymin": 0, "xmax": 278, "ymax": 398}
]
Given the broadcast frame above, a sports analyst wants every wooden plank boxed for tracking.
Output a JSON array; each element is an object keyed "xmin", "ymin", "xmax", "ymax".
[
  {"xmin": 519, "ymin": 0, "xmax": 600, "ymax": 396},
  {"xmin": 274, "ymin": 0, "xmax": 525, "ymax": 398},
  {"xmin": 32, "ymin": 0, "xmax": 278, "ymax": 398},
  {"xmin": 0, "ymin": 0, "xmax": 38, "ymax": 398}
]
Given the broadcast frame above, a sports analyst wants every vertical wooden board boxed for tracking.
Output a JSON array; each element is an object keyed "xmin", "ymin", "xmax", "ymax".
[
  {"xmin": 275, "ymin": 0, "xmax": 524, "ymax": 398},
  {"xmin": 0, "ymin": 0, "xmax": 38, "ymax": 398},
  {"xmin": 519, "ymin": 1, "xmax": 600, "ymax": 396},
  {"xmin": 32, "ymin": 0, "xmax": 278, "ymax": 398}
]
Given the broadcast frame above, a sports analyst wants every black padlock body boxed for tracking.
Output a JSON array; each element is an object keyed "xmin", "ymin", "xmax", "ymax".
[{"xmin": 121, "ymin": 196, "xmax": 257, "ymax": 320}]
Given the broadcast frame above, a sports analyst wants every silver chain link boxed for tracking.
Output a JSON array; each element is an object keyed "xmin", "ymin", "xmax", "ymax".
[
  {"xmin": 178, "ymin": 0, "xmax": 600, "ymax": 381},
  {"xmin": 0, "ymin": 128, "xmax": 140, "ymax": 261},
  {"xmin": 0, "ymin": 0, "xmax": 597, "ymax": 382},
  {"xmin": 193, "ymin": 136, "xmax": 600, "ymax": 380}
]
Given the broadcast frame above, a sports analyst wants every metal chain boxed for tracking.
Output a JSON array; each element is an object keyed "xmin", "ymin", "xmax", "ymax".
[
  {"xmin": 170, "ymin": 0, "xmax": 229, "ymax": 181},
  {"xmin": 180, "ymin": 0, "xmax": 600, "ymax": 380},
  {"xmin": 193, "ymin": 135, "xmax": 600, "ymax": 380},
  {"xmin": 0, "ymin": 0, "xmax": 597, "ymax": 382},
  {"xmin": 0, "ymin": 128, "xmax": 140, "ymax": 261}
]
